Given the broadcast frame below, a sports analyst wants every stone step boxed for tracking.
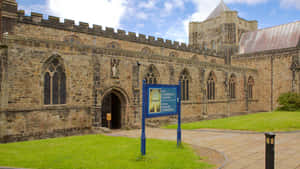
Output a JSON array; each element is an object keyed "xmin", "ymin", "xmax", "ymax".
[{"xmin": 92, "ymin": 127, "xmax": 112, "ymax": 134}]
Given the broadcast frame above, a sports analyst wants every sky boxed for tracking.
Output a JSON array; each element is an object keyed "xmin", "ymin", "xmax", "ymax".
[{"xmin": 16, "ymin": 0, "xmax": 300, "ymax": 43}]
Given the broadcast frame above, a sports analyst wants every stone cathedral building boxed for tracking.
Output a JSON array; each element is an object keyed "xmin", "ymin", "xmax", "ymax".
[{"xmin": 0, "ymin": 0, "xmax": 299, "ymax": 142}]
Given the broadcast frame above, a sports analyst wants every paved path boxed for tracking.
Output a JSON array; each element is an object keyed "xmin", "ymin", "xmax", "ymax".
[{"xmin": 112, "ymin": 128, "xmax": 300, "ymax": 169}]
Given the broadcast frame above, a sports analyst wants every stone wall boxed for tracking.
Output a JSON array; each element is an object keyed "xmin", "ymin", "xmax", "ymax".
[
  {"xmin": 15, "ymin": 11, "xmax": 224, "ymax": 64},
  {"xmin": 0, "ymin": 106, "xmax": 92, "ymax": 143},
  {"xmin": 0, "ymin": 3, "xmax": 261, "ymax": 142},
  {"xmin": 0, "ymin": 33, "xmax": 258, "ymax": 142},
  {"xmin": 4, "ymin": 43, "xmax": 93, "ymax": 108},
  {"xmin": 232, "ymin": 47, "xmax": 299, "ymax": 111}
]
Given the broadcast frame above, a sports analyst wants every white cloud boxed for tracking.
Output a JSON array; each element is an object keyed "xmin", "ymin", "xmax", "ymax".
[
  {"xmin": 162, "ymin": 0, "xmax": 185, "ymax": 16},
  {"xmin": 163, "ymin": 0, "xmax": 269, "ymax": 43},
  {"xmin": 280, "ymin": 0, "xmax": 300, "ymax": 10},
  {"xmin": 159, "ymin": 0, "xmax": 220, "ymax": 43},
  {"xmin": 18, "ymin": 4, "xmax": 52, "ymax": 16},
  {"xmin": 187, "ymin": 0, "xmax": 268, "ymax": 22},
  {"xmin": 138, "ymin": 0, "xmax": 157, "ymax": 9},
  {"xmin": 225, "ymin": 0, "xmax": 268, "ymax": 5},
  {"xmin": 174, "ymin": 0, "xmax": 185, "ymax": 9},
  {"xmin": 48, "ymin": 0, "xmax": 128, "ymax": 28},
  {"xmin": 164, "ymin": 2, "xmax": 173, "ymax": 14},
  {"xmin": 188, "ymin": 0, "xmax": 220, "ymax": 22},
  {"xmin": 164, "ymin": 19, "xmax": 189, "ymax": 43},
  {"xmin": 136, "ymin": 12, "xmax": 148, "ymax": 20}
]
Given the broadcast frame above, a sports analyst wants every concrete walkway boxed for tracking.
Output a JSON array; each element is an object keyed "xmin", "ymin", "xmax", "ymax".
[{"xmin": 112, "ymin": 128, "xmax": 300, "ymax": 169}]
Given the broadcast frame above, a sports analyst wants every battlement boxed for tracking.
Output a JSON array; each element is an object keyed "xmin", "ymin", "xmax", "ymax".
[{"xmin": 17, "ymin": 10, "xmax": 220, "ymax": 57}]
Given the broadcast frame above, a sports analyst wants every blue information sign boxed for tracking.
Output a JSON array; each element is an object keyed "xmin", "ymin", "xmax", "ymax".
[
  {"xmin": 145, "ymin": 86, "xmax": 178, "ymax": 118},
  {"xmin": 141, "ymin": 81, "xmax": 182, "ymax": 156},
  {"xmin": 160, "ymin": 88, "xmax": 177, "ymax": 113}
]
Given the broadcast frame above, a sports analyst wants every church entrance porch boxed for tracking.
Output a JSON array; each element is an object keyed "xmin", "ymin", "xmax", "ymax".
[{"xmin": 101, "ymin": 90, "xmax": 126, "ymax": 129}]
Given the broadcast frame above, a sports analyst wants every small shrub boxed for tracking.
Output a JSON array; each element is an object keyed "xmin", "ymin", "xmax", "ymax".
[{"xmin": 277, "ymin": 92, "xmax": 300, "ymax": 111}]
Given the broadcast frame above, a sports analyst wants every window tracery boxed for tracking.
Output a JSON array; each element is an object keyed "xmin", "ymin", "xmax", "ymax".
[
  {"xmin": 229, "ymin": 74, "xmax": 236, "ymax": 99},
  {"xmin": 180, "ymin": 69, "xmax": 191, "ymax": 101},
  {"xmin": 43, "ymin": 56, "xmax": 66, "ymax": 105},
  {"xmin": 207, "ymin": 71, "xmax": 216, "ymax": 100},
  {"xmin": 248, "ymin": 76, "xmax": 254, "ymax": 99},
  {"xmin": 145, "ymin": 65, "xmax": 159, "ymax": 84}
]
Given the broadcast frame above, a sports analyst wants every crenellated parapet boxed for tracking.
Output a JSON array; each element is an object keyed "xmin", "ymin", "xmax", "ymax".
[{"xmin": 16, "ymin": 10, "xmax": 220, "ymax": 57}]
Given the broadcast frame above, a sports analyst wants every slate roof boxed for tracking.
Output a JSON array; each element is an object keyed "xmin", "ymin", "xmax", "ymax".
[
  {"xmin": 206, "ymin": 0, "xmax": 231, "ymax": 20},
  {"xmin": 239, "ymin": 21, "xmax": 300, "ymax": 54}
]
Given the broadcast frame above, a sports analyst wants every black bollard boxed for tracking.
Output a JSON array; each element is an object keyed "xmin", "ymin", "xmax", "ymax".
[{"xmin": 265, "ymin": 132, "xmax": 276, "ymax": 169}]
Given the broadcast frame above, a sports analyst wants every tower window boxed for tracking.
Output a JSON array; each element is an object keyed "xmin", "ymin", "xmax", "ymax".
[{"xmin": 224, "ymin": 23, "xmax": 236, "ymax": 43}]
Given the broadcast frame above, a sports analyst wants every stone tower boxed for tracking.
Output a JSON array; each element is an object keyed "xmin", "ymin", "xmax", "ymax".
[
  {"xmin": 0, "ymin": 0, "xmax": 18, "ymax": 39},
  {"xmin": 189, "ymin": 0, "xmax": 258, "ymax": 64}
]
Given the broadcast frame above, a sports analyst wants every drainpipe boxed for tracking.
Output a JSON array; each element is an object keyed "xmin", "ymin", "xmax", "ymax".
[{"xmin": 270, "ymin": 56, "xmax": 274, "ymax": 111}]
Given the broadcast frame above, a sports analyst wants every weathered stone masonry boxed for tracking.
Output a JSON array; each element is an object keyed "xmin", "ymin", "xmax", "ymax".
[
  {"xmin": 0, "ymin": 0, "xmax": 269, "ymax": 142},
  {"xmin": 233, "ymin": 47, "xmax": 300, "ymax": 111}
]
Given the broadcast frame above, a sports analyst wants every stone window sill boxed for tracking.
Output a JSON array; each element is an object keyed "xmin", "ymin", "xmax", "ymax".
[{"xmin": 248, "ymin": 99, "xmax": 258, "ymax": 102}]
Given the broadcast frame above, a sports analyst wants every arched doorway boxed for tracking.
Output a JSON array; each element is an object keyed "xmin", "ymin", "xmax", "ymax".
[{"xmin": 101, "ymin": 91, "xmax": 124, "ymax": 129}]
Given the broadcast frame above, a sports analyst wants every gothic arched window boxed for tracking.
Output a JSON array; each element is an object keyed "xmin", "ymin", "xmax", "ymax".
[
  {"xmin": 145, "ymin": 65, "xmax": 159, "ymax": 84},
  {"xmin": 207, "ymin": 71, "xmax": 216, "ymax": 100},
  {"xmin": 248, "ymin": 76, "xmax": 254, "ymax": 99},
  {"xmin": 180, "ymin": 69, "xmax": 190, "ymax": 101},
  {"xmin": 229, "ymin": 74, "xmax": 236, "ymax": 99},
  {"xmin": 43, "ymin": 56, "xmax": 66, "ymax": 105}
]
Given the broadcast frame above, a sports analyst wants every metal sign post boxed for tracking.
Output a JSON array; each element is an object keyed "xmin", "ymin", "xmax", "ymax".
[
  {"xmin": 141, "ymin": 80, "xmax": 181, "ymax": 156},
  {"xmin": 177, "ymin": 81, "xmax": 182, "ymax": 146},
  {"xmin": 141, "ymin": 81, "xmax": 146, "ymax": 155}
]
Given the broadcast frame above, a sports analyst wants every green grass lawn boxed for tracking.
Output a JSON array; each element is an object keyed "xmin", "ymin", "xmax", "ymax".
[
  {"xmin": 0, "ymin": 134, "xmax": 212, "ymax": 169},
  {"xmin": 165, "ymin": 111, "xmax": 300, "ymax": 132}
]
